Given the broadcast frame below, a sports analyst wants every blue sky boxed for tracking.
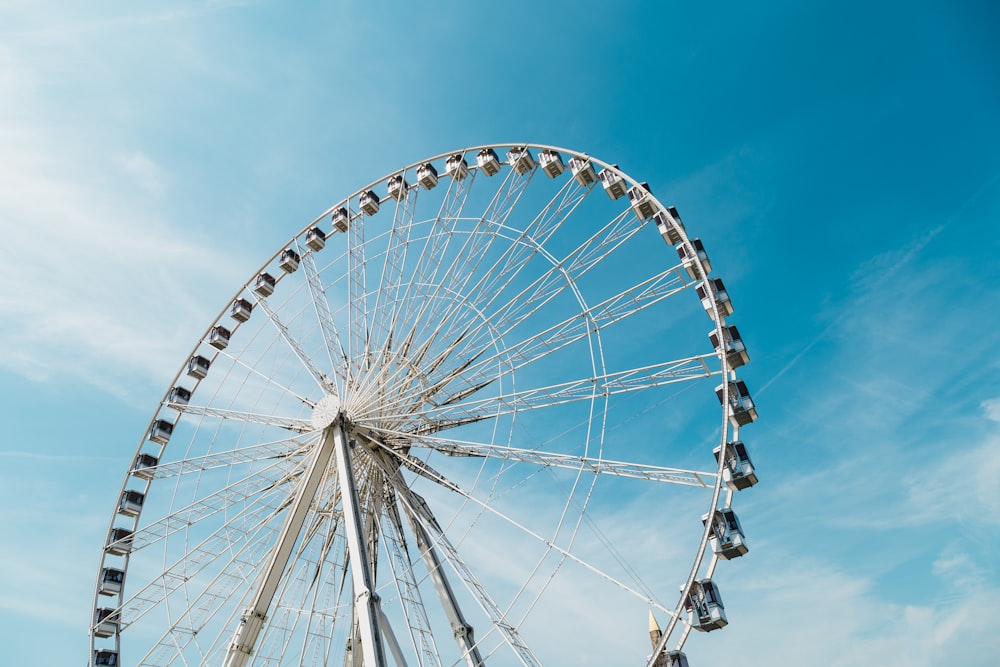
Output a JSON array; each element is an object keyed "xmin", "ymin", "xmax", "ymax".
[{"xmin": 1, "ymin": 1, "xmax": 998, "ymax": 665}]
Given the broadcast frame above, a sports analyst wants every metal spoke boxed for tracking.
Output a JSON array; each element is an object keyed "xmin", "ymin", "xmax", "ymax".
[
  {"xmin": 363, "ymin": 354, "xmax": 718, "ymax": 426},
  {"xmin": 372, "ymin": 438, "xmax": 674, "ymax": 620},
  {"xmin": 146, "ymin": 438, "xmax": 309, "ymax": 478},
  {"xmin": 255, "ymin": 295, "xmax": 338, "ymax": 396},
  {"xmin": 373, "ymin": 430, "xmax": 716, "ymax": 488},
  {"xmin": 377, "ymin": 494, "xmax": 443, "ymax": 667},
  {"xmin": 386, "ymin": 265, "xmax": 697, "ymax": 414},
  {"xmin": 301, "ymin": 249, "xmax": 349, "ymax": 397},
  {"xmin": 168, "ymin": 402, "xmax": 313, "ymax": 433},
  {"xmin": 121, "ymin": 478, "xmax": 290, "ymax": 630},
  {"xmin": 129, "ymin": 453, "xmax": 304, "ymax": 552},
  {"xmin": 373, "ymin": 454, "xmax": 539, "ymax": 667}
]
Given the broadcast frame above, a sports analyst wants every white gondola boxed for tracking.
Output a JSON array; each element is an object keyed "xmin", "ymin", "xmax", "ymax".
[
  {"xmin": 685, "ymin": 579, "xmax": 727, "ymax": 632},
  {"xmin": 279, "ymin": 248, "xmax": 300, "ymax": 273},
  {"xmin": 714, "ymin": 440, "xmax": 758, "ymax": 490},
  {"xmin": 678, "ymin": 238, "xmax": 712, "ymax": 279},
  {"xmin": 168, "ymin": 385, "xmax": 191, "ymax": 406},
  {"xmin": 118, "ymin": 489, "xmax": 145, "ymax": 517},
  {"xmin": 507, "ymin": 146, "xmax": 535, "ymax": 175},
  {"xmin": 538, "ymin": 149, "xmax": 565, "ymax": 178},
  {"xmin": 709, "ymin": 324, "xmax": 749, "ymax": 369},
  {"xmin": 387, "ymin": 174, "xmax": 409, "ymax": 201},
  {"xmin": 654, "ymin": 207, "xmax": 686, "ymax": 245},
  {"xmin": 568, "ymin": 156, "xmax": 597, "ymax": 186},
  {"xmin": 94, "ymin": 649, "xmax": 120, "ymax": 666},
  {"xmin": 148, "ymin": 419, "xmax": 173, "ymax": 445},
  {"xmin": 476, "ymin": 148, "xmax": 501, "ymax": 176},
  {"xmin": 445, "ymin": 153, "xmax": 469, "ymax": 180},
  {"xmin": 628, "ymin": 182, "xmax": 656, "ymax": 220},
  {"xmin": 599, "ymin": 165, "xmax": 627, "ymax": 200},
  {"xmin": 305, "ymin": 226, "xmax": 326, "ymax": 251},
  {"xmin": 254, "ymin": 272, "xmax": 275, "ymax": 297},
  {"xmin": 715, "ymin": 380, "xmax": 758, "ymax": 426},
  {"xmin": 105, "ymin": 528, "xmax": 134, "ymax": 556},
  {"xmin": 98, "ymin": 567, "xmax": 124, "ymax": 596},
  {"xmin": 94, "ymin": 607, "xmax": 120, "ymax": 638},
  {"xmin": 696, "ymin": 277, "xmax": 734, "ymax": 320},
  {"xmin": 360, "ymin": 189, "xmax": 380, "ymax": 215},
  {"xmin": 187, "ymin": 355, "xmax": 211, "ymax": 379},
  {"xmin": 703, "ymin": 508, "xmax": 749, "ymax": 559},
  {"xmin": 132, "ymin": 453, "xmax": 159, "ymax": 480},
  {"xmin": 231, "ymin": 297, "xmax": 253, "ymax": 323},
  {"xmin": 332, "ymin": 207, "xmax": 350, "ymax": 233},
  {"xmin": 417, "ymin": 162, "xmax": 439, "ymax": 189},
  {"xmin": 664, "ymin": 651, "xmax": 689, "ymax": 667},
  {"xmin": 208, "ymin": 325, "xmax": 230, "ymax": 350}
]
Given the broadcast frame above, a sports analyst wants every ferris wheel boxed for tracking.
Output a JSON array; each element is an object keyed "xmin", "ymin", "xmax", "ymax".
[{"xmin": 90, "ymin": 144, "xmax": 759, "ymax": 667}]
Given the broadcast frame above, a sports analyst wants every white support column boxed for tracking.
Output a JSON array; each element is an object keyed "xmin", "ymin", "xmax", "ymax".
[
  {"xmin": 223, "ymin": 428, "xmax": 338, "ymax": 667},
  {"xmin": 333, "ymin": 425, "xmax": 388, "ymax": 667}
]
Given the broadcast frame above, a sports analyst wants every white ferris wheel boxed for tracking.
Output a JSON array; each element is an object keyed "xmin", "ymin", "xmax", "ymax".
[{"xmin": 90, "ymin": 144, "xmax": 759, "ymax": 667}]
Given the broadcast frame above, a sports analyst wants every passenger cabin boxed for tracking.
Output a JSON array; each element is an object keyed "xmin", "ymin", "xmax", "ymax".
[
  {"xmin": 507, "ymin": 146, "xmax": 535, "ymax": 175},
  {"xmin": 279, "ymin": 248, "xmax": 300, "ymax": 273},
  {"xmin": 94, "ymin": 649, "xmax": 120, "ymax": 666},
  {"xmin": 714, "ymin": 441, "xmax": 758, "ymax": 490},
  {"xmin": 417, "ymin": 162, "xmax": 439, "ymax": 189},
  {"xmin": 696, "ymin": 278, "xmax": 734, "ymax": 320},
  {"xmin": 678, "ymin": 238, "xmax": 712, "ymax": 279},
  {"xmin": 477, "ymin": 148, "xmax": 501, "ymax": 176},
  {"xmin": 538, "ymin": 149, "xmax": 565, "ymax": 178},
  {"xmin": 168, "ymin": 385, "xmax": 191, "ymax": 406},
  {"xmin": 360, "ymin": 189, "xmax": 380, "ymax": 215},
  {"xmin": 387, "ymin": 174, "xmax": 409, "ymax": 201},
  {"xmin": 568, "ymin": 156, "xmax": 597, "ymax": 186},
  {"xmin": 105, "ymin": 528, "xmax": 134, "ymax": 556},
  {"xmin": 208, "ymin": 325, "xmax": 231, "ymax": 350},
  {"xmin": 98, "ymin": 567, "xmax": 124, "ymax": 596},
  {"xmin": 332, "ymin": 207, "xmax": 350, "ymax": 233},
  {"xmin": 703, "ymin": 508, "xmax": 749, "ymax": 559},
  {"xmin": 254, "ymin": 272, "xmax": 275, "ymax": 297},
  {"xmin": 715, "ymin": 380, "xmax": 758, "ymax": 426},
  {"xmin": 118, "ymin": 490, "xmax": 145, "ymax": 517},
  {"xmin": 628, "ymin": 182, "xmax": 656, "ymax": 220},
  {"xmin": 709, "ymin": 324, "xmax": 749, "ymax": 369},
  {"xmin": 305, "ymin": 226, "xmax": 326, "ymax": 251},
  {"xmin": 132, "ymin": 453, "xmax": 159, "ymax": 480},
  {"xmin": 231, "ymin": 298, "xmax": 253, "ymax": 322},
  {"xmin": 445, "ymin": 154, "xmax": 469, "ymax": 180},
  {"xmin": 654, "ymin": 207, "xmax": 686, "ymax": 245},
  {"xmin": 685, "ymin": 579, "xmax": 727, "ymax": 632},
  {"xmin": 599, "ymin": 165, "xmax": 627, "ymax": 200},
  {"xmin": 148, "ymin": 419, "xmax": 173, "ymax": 445},
  {"xmin": 94, "ymin": 608, "xmax": 120, "ymax": 638},
  {"xmin": 187, "ymin": 355, "xmax": 211, "ymax": 379},
  {"xmin": 664, "ymin": 651, "xmax": 689, "ymax": 667}
]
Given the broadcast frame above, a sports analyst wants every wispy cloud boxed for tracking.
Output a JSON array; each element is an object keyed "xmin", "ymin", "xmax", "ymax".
[
  {"xmin": 0, "ymin": 40, "xmax": 249, "ymax": 401},
  {"xmin": 699, "ymin": 551, "xmax": 1000, "ymax": 667}
]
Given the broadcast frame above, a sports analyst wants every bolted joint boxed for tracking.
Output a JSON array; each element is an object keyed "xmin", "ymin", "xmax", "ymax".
[{"xmin": 453, "ymin": 622, "xmax": 475, "ymax": 641}]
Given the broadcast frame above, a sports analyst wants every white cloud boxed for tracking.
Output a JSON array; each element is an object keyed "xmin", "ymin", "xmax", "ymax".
[
  {"xmin": 982, "ymin": 397, "xmax": 1000, "ymax": 423},
  {"xmin": 692, "ymin": 550, "xmax": 1000, "ymax": 667},
  {"xmin": 902, "ymin": 434, "xmax": 1000, "ymax": 526},
  {"xmin": 0, "ymin": 38, "xmax": 249, "ymax": 401},
  {"xmin": 115, "ymin": 150, "xmax": 167, "ymax": 196}
]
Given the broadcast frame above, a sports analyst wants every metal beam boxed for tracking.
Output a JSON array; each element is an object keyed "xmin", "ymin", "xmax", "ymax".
[
  {"xmin": 223, "ymin": 427, "xmax": 337, "ymax": 667},
  {"xmin": 333, "ymin": 425, "xmax": 388, "ymax": 667}
]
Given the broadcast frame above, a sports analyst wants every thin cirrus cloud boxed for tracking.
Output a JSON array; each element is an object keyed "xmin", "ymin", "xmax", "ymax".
[{"xmin": 0, "ymin": 140, "xmax": 243, "ymax": 395}]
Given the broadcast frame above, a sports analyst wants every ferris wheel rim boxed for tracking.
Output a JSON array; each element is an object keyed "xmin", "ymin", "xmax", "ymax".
[{"xmin": 90, "ymin": 142, "xmax": 753, "ymax": 667}]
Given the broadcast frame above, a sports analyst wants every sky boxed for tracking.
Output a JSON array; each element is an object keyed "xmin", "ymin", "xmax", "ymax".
[{"xmin": 1, "ymin": 0, "xmax": 999, "ymax": 665}]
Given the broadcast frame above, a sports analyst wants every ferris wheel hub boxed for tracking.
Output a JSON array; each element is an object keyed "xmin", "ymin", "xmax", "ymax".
[{"xmin": 310, "ymin": 394, "xmax": 342, "ymax": 430}]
